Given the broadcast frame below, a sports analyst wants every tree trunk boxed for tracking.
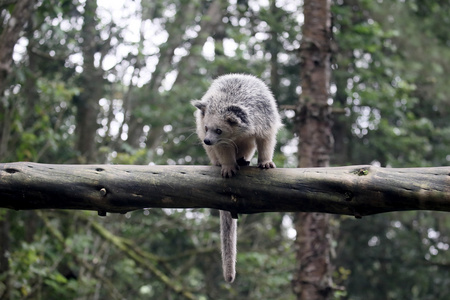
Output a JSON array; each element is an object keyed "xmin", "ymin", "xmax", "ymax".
[
  {"xmin": 268, "ymin": 0, "xmax": 282, "ymax": 99},
  {"xmin": 293, "ymin": 0, "xmax": 333, "ymax": 299},
  {"xmin": 0, "ymin": 0, "xmax": 36, "ymax": 159},
  {"xmin": 0, "ymin": 1, "xmax": 36, "ymax": 297},
  {"xmin": 74, "ymin": 1, "xmax": 103, "ymax": 163},
  {"xmin": 0, "ymin": 210, "xmax": 10, "ymax": 300},
  {"xmin": 0, "ymin": 0, "xmax": 36, "ymax": 96}
]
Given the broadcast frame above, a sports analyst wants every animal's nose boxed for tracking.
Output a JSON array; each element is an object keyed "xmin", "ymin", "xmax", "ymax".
[{"xmin": 204, "ymin": 139, "xmax": 212, "ymax": 145}]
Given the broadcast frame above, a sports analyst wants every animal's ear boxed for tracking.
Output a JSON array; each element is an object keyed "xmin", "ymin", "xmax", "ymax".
[
  {"xmin": 191, "ymin": 100, "xmax": 207, "ymax": 115},
  {"xmin": 225, "ymin": 114, "xmax": 239, "ymax": 126},
  {"xmin": 225, "ymin": 105, "xmax": 249, "ymax": 126}
]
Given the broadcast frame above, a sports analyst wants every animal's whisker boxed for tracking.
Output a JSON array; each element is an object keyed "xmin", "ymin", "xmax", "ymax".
[{"xmin": 184, "ymin": 130, "xmax": 198, "ymax": 142}]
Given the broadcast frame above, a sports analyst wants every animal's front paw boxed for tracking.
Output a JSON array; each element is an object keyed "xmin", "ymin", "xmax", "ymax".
[
  {"xmin": 221, "ymin": 164, "xmax": 240, "ymax": 178},
  {"xmin": 258, "ymin": 161, "xmax": 276, "ymax": 169}
]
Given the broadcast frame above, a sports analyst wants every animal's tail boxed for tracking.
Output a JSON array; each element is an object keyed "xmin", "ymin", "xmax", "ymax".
[{"xmin": 220, "ymin": 210, "xmax": 237, "ymax": 283}]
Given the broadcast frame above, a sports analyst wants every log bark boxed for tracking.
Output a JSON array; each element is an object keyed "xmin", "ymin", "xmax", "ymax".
[{"xmin": 0, "ymin": 162, "xmax": 449, "ymax": 216}]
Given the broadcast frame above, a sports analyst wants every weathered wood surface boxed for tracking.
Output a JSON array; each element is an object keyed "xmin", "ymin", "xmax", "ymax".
[{"xmin": 0, "ymin": 162, "xmax": 449, "ymax": 217}]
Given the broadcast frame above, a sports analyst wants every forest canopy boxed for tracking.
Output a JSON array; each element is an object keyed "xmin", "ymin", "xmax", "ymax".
[{"xmin": 0, "ymin": 0, "xmax": 449, "ymax": 299}]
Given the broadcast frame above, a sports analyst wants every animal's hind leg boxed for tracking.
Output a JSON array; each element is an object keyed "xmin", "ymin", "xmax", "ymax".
[
  {"xmin": 236, "ymin": 140, "xmax": 256, "ymax": 165},
  {"xmin": 256, "ymin": 135, "xmax": 277, "ymax": 169}
]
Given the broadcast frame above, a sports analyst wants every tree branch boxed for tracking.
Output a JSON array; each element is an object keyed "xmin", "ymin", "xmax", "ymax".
[
  {"xmin": 81, "ymin": 212, "xmax": 197, "ymax": 299},
  {"xmin": 0, "ymin": 162, "xmax": 449, "ymax": 218}
]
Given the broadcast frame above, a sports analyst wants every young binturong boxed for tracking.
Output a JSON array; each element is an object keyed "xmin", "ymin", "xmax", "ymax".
[{"xmin": 191, "ymin": 74, "xmax": 282, "ymax": 283}]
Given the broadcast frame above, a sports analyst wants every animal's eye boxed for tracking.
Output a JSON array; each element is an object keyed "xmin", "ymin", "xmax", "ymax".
[
  {"xmin": 204, "ymin": 126, "xmax": 209, "ymax": 132},
  {"xmin": 215, "ymin": 129, "xmax": 222, "ymax": 135}
]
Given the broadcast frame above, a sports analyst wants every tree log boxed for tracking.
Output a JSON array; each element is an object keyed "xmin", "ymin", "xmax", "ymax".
[{"xmin": 0, "ymin": 162, "xmax": 449, "ymax": 217}]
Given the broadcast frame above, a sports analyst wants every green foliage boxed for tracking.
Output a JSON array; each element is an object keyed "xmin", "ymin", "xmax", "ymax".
[
  {"xmin": 332, "ymin": 0, "xmax": 450, "ymax": 168},
  {"xmin": 5, "ymin": 213, "xmax": 89, "ymax": 299},
  {"xmin": 337, "ymin": 212, "xmax": 450, "ymax": 300},
  {"xmin": 332, "ymin": 0, "xmax": 450, "ymax": 299}
]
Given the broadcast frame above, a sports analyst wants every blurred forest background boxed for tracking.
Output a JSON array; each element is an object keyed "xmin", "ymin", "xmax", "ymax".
[{"xmin": 1, "ymin": 0, "xmax": 450, "ymax": 299}]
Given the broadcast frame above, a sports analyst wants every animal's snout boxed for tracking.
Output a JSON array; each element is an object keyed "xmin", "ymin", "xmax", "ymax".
[{"xmin": 203, "ymin": 139, "xmax": 212, "ymax": 145}]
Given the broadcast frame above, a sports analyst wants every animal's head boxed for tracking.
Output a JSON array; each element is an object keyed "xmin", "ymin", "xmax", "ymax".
[{"xmin": 191, "ymin": 100, "xmax": 249, "ymax": 146}]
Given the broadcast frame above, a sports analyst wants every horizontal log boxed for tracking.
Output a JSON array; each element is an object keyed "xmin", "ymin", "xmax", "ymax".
[{"xmin": 0, "ymin": 162, "xmax": 449, "ymax": 217}]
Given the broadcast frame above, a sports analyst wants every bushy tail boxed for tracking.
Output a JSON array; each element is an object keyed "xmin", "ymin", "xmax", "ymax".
[{"xmin": 220, "ymin": 210, "xmax": 237, "ymax": 283}]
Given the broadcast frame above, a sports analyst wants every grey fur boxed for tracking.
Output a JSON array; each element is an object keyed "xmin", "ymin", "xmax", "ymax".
[{"xmin": 192, "ymin": 74, "xmax": 282, "ymax": 283}]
